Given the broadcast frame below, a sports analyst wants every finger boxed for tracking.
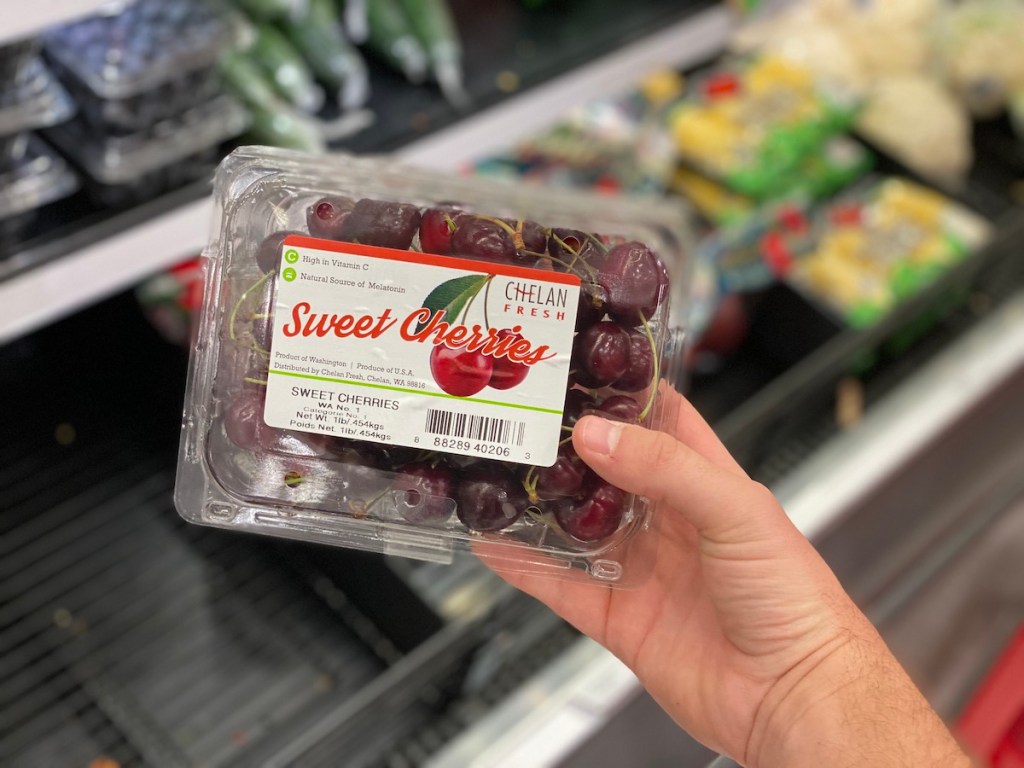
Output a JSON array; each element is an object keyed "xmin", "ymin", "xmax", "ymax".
[
  {"xmin": 573, "ymin": 415, "xmax": 787, "ymax": 544},
  {"xmin": 657, "ymin": 383, "xmax": 747, "ymax": 478}
]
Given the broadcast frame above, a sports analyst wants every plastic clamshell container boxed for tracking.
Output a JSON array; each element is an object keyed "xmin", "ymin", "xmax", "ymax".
[
  {"xmin": 0, "ymin": 137, "xmax": 78, "ymax": 229},
  {"xmin": 0, "ymin": 58, "xmax": 76, "ymax": 136},
  {"xmin": 43, "ymin": 0, "xmax": 239, "ymax": 102},
  {"xmin": 0, "ymin": 39, "xmax": 42, "ymax": 86},
  {"xmin": 176, "ymin": 147, "xmax": 694, "ymax": 583},
  {"xmin": 669, "ymin": 55, "xmax": 859, "ymax": 200},
  {"xmin": 787, "ymin": 177, "xmax": 993, "ymax": 328},
  {"xmin": 45, "ymin": 94, "xmax": 248, "ymax": 185},
  {"xmin": 0, "ymin": 133, "xmax": 29, "ymax": 173}
]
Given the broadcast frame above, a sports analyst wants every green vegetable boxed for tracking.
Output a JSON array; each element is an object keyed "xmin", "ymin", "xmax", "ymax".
[
  {"xmin": 342, "ymin": 0, "xmax": 369, "ymax": 43},
  {"xmin": 253, "ymin": 24, "xmax": 324, "ymax": 113},
  {"xmin": 397, "ymin": 0, "xmax": 466, "ymax": 106},
  {"xmin": 220, "ymin": 50, "xmax": 325, "ymax": 151},
  {"xmin": 247, "ymin": 105, "xmax": 326, "ymax": 151},
  {"xmin": 220, "ymin": 49, "xmax": 280, "ymax": 109},
  {"xmin": 233, "ymin": 0, "xmax": 307, "ymax": 21},
  {"xmin": 282, "ymin": 0, "xmax": 369, "ymax": 109},
  {"xmin": 367, "ymin": 0, "xmax": 428, "ymax": 84}
]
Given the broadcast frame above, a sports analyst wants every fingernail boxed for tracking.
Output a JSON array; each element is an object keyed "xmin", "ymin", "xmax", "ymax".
[{"xmin": 580, "ymin": 417, "xmax": 621, "ymax": 457}]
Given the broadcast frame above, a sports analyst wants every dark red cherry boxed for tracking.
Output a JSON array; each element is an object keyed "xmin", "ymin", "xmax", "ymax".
[
  {"xmin": 563, "ymin": 389, "xmax": 598, "ymax": 428},
  {"xmin": 597, "ymin": 241, "xmax": 668, "ymax": 324},
  {"xmin": 457, "ymin": 465, "xmax": 529, "ymax": 531},
  {"xmin": 256, "ymin": 230, "xmax": 304, "ymax": 273},
  {"xmin": 554, "ymin": 480, "xmax": 626, "ymax": 542},
  {"xmin": 572, "ymin": 320, "xmax": 629, "ymax": 389},
  {"xmin": 614, "ymin": 328, "xmax": 655, "ymax": 392},
  {"xmin": 307, "ymin": 196, "xmax": 355, "ymax": 239},
  {"xmin": 393, "ymin": 462, "xmax": 455, "ymax": 522},
  {"xmin": 450, "ymin": 216, "xmax": 516, "ymax": 262},
  {"xmin": 419, "ymin": 207, "xmax": 464, "ymax": 254},
  {"xmin": 339, "ymin": 199, "xmax": 421, "ymax": 249},
  {"xmin": 590, "ymin": 394, "xmax": 641, "ymax": 423},
  {"xmin": 535, "ymin": 444, "xmax": 588, "ymax": 499}
]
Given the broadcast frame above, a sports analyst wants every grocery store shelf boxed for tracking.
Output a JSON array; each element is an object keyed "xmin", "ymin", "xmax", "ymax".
[
  {"xmin": 0, "ymin": 3, "xmax": 730, "ymax": 345},
  {"xmin": 426, "ymin": 289, "xmax": 1024, "ymax": 768},
  {"xmin": 3, "ymin": 0, "xmax": 112, "ymax": 45}
]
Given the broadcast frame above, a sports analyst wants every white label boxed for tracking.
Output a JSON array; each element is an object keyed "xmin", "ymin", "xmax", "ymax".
[{"xmin": 264, "ymin": 236, "xmax": 580, "ymax": 467}]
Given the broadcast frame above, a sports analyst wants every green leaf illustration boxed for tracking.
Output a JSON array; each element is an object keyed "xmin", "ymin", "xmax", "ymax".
[{"xmin": 417, "ymin": 274, "xmax": 489, "ymax": 332}]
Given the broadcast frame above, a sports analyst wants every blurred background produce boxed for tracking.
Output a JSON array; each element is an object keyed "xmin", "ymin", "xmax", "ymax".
[{"xmin": 2, "ymin": 1, "xmax": 1023, "ymax": 766}]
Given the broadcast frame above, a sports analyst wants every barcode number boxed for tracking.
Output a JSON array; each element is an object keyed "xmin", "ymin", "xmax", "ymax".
[{"xmin": 425, "ymin": 408, "xmax": 526, "ymax": 447}]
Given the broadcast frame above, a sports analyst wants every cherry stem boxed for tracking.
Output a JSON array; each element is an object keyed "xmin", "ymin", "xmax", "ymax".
[
  {"xmin": 638, "ymin": 313, "xmax": 660, "ymax": 422},
  {"xmin": 444, "ymin": 212, "xmax": 458, "ymax": 233},
  {"xmin": 522, "ymin": 466, "xmax": 540, "ymax": 503},
  {"xmin": 357, "ymin": 487, "xmax": 393, "ymax": 517},
  {"xmin": 586, "ymin": 232, "xmax": 609, "ymax": 254},
  {"xmin": 229, "ymin": 271, "xmax": 272, "ymax": 343},
  {"xmin": 558, "ymin": 435, "xmax": 573, "ymax": 446},
  {"xmin": 475, "ymin": 214, "xmax": 517, "ymax": 238},
  {"xmin": 243, "ymin": 376, "xmax": 268, "ymax": 386},
  {"xmin": 525, "ymin": 506, "xmax": 560, "ymax": 531},
  {"xmin": 550, "ymin": 232, "xmax": 599, "ymax": 278},
  {"xmin": 482, "ymin": 277, "xmax": 493, "ymax": 331}
]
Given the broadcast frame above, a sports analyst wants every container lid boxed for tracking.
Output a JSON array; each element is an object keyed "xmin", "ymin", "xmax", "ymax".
[
  {"xmin": 44, "ymin": 0, "xmax": 240, "ymax": 100},
  {"xmin": 0, "ymin": 59, "xmax": 75, "ymax": 136},
  {"xmin": 45, "ymin": 94, "xmax": 249, "ymax": 184},
  {"xmin": 0, "ymin": 136, "xmax": 79, "ymax": 221}
]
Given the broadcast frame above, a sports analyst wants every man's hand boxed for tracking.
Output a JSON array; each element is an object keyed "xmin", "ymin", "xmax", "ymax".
[{"xmin": 485, "ymin": 387, "xmax": 970, "ymax": 767}]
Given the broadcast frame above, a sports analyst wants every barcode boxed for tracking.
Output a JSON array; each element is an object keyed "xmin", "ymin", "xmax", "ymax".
[{"xmin": 425, "ymin": 408, "xmax": 527, "ymax": 446}]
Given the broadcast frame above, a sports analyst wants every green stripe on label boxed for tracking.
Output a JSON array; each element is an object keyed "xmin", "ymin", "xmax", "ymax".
[{"xmin": 268, "ymin": 369, "xmax": 563, "ymax": 415}]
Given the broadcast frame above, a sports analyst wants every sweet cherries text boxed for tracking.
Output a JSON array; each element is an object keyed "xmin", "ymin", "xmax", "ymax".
[{"xmin": 281, "ymin": 302, "xmax": 555, "ymax": 365}]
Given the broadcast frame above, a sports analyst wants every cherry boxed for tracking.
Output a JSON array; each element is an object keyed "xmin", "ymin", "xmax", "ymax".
[
  {"xmin": 572, "ymin": 320, "xmax": 629, "ymax": 389},
  {"xmin": 256, "ymin": 230, "xmax": 304, "ymax": 273},
  {"xmin": 575, "ymin": 281, "xmax": 606, "ymax": 330},
  {"xmin": 223, "ymin": 390, "xmax": 330, "ymax": 456},
  {"xmin": 339, "ymin": 198, "xmax": 421, "ymax": 250},
  {"xmin": 503, "ymin": 218, "xmax": 548, "ymax": 264},
  {"xmin": 393, "ymin": 462, "xmax": 455, "ymax": 522},
  {"xmin": 457, "ymin": 465, "xmax": 529, "ymax": 531},
  {"xmin": 307, "ymin": 196, "xmax": 355, "ymax": 240},
  {"xmin": 535, "ymin": 444, "xmax": 588, "ymax": 499},
  {"xmin": 613, "ymin": 328, "xmax": 655, "ymax": 392},
  {"xmin": 430, "ymin": 344, "xmax": 494, "ymax": 397},
  {"xmin": 590, "ymin": 394, "xmax": 641, "ymax": 423},
  {"xmin": 562, "ymin": 389, "xmax": 598, "ymax": 428},
  {"xmin": 548, "ymin": 228, "xmax": 604, "ymax": 270},
  {"xmin": 597, "ymin": 241, "xmax": 668, "ymax": 324},
  {"xmin": 419, "ymin": 207, "xmax": 463, "ymax": 254},
  {"xmin": 450, "ymin": 216, "xmax": 516, "ymax": 262},
  {"xmin": 554, "ymin": 479, "xmax": 626, "ymax": 542},
  {"xmin": 488, "ymin": 329, "xmax": 530, "ymax": 390},
  {"xmin": 381, "ymin": 444, "xmax": 421, "ymax": 468}
]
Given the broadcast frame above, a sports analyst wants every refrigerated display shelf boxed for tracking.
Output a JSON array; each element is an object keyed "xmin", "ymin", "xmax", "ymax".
[
  {"xmin": 0, "ymin": 1, "xmax": 729, "ymax": 345},
  {"xmin": 2, "ymin": 1, "xmax": 112, "ymax": 46}
]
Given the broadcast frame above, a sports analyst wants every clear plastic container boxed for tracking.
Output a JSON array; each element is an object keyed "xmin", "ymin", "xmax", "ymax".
[
  {"xmin": 0, "ymin": 132, "xmax": 29, "ymax": 174},
  {"xmin": 0, "ymin": 39, "xmax": 42, "ymax": 86},
  {"xmin": 0, "ymin": 58, "xmax": 75, "ymax": 136},
  {"xmin": 175, "ymin": 147, "xmax": 693, "ymax": 582},
  {"xmin": 45, "ymin": 94, "xmax": 248, "ymax": 186},
  {"xmin": 44, "ymin": 0, "xmax": 238, "ymax": 101},
  {"xmin": 669, "ymin": 55, "xmax": 859, "ymax": 200},
  {"xmin": 787, "ymin": 177, "xmax": 992, "ymax": 328},
  {"xmin": 0, "ymin": 137, "xmax": 79, "ymax": 244}
]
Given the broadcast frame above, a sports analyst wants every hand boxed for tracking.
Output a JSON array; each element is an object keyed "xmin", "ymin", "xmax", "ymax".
[{"xmin": 487, "ymin": 386, "xmax": 971, "ymax": 767}]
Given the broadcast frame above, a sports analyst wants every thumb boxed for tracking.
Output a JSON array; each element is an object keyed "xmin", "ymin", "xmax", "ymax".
[{"xmin": 573, "ymin": 415, "xmax": 790, "ymax": 546}]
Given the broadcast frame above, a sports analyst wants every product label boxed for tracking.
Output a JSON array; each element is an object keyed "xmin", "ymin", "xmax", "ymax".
[{"xmin": 264, "ymin": 236, "xmax": 581, "ymax": 466}]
